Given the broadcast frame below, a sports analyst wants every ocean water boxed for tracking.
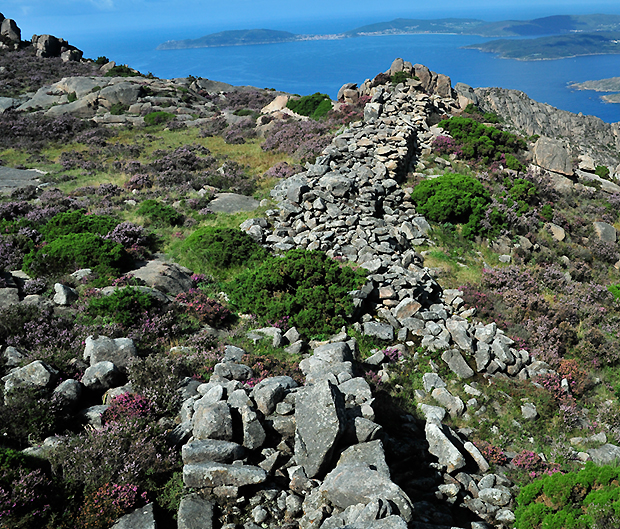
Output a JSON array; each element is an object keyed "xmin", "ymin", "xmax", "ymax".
[{"xmin": 70, "ymin": 26, "xmax": 620, "ymax": 124}]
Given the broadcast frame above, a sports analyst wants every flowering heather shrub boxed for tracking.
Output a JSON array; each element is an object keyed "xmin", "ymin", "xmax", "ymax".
[
  {"xmin": 262, "ymin": 119, "xmax": 333, "ymax": 162},
  {"xmin": 264, "ymin": 161, "xmax": 302, "ymax": 179},
  {"xmin": 148, "ymin": 145, "xmax": 212, "ymax": 173},
  {"xmin": 0, "ymin": 467, "xmax": 52, "ymax": 525},
  {"xmin": 384, "ymin": 347, "xmax": 404, "ymax": 363},
  {"xmin": 199, "ymin": 116, "xmax": 228, "ymax": 137},
  {"xmin": 22, "ymin": 277, "xmax": 47, "ymax": 295},
  {"xmin": 191, "ymin": 273, "xmax": 210, "ymax": 286},
  {"xmin": 224, "ymin": 117, "xmax": 257, "ymax": 144},
  {"xmin": 77, "ymin": 482, "xmax": 147, "ymax": 529},
  {"xmin": 128, "ymin": 354, "xmax": 183, "ymax": 416},
  {"xmin": 512, "ymin": 450, "xmax": 562, "ymax": 480},
  {"xmin": 242, "ymin": 352, "xmax": 303, "ymax": 388},
  {"xmin": 124, "ymin": 173, "xmax": 153, "ymax": 191},
  {"xmin": 96, "ymin": 183, "xmax": 121, "ymax": 196},
  {"xmin": 219, "ymin": 90, "xmax": 275, "ymax": 111},
  {"xmin": 591, "ymin": 240, "xmax": 620, "ymax": 264},
  {"xmin": 175, "ymin": 289, "xmax": 232, "ymax": 327},
  {"xmin": 105, "ymin": 221, "xmax": 149, "ymax": 248},
  {"xmin": 432, "ymin": 135, "xmax": 463, "ymax": 157},
  {"xmin": 74, "ymin": 127, "xmax": 113, "ymax": 147},
  {"xmin": 0, "ymin": 201, "xmax": 30, "ymax": 221},
  {"xmin": 51, "ymin": 420, "xmax": 177, "ymax": 493},
  {"xmin": 557, "ymin": 359, "xmax": 590, "ymax": 397},
  {"xmin": 0, "ymin": 111, "xmax": 88, "ymax": 151},
  {"xmin": 0, "ymin": 236, "xmax": 24, "ymax": 272},
  {"xmin": 474, "ymin": 440, "xmax": 508, "ymax": 466},
  {"xmin": 25, "ymin": 205, "xmax": 65, "ymax": 223},
  {"xmin": 10, "ymin": 185, "xmax": 38, "ymax": 201},
  {"xmin": 102, "ymin": 393, "xmax": 156, "ymax": 424},
  {"xmin": 202, "ymin": 162, "xmax": 256, "ymax": 195}
]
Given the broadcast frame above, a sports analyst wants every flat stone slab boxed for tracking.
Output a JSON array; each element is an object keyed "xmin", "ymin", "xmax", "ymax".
[
  {"xmin": 0, "ymin": 166, "xmax": 43, "ymax": 193},
  {"xmin": 208, "ymin": 193, "xmax": 259, "ymax": 214}
]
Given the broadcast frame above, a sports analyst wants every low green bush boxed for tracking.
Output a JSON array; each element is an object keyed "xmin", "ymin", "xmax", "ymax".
[
  {"xmin": 109, "ymin": 103, "xmax": 128, "ymax": 115},
  {"xmin": 410, "ymin": 173, "xmax": 491, "ymax": 238},
  {"xmin": 40, "ymin": 210, "xmax": 118, "ymax": 241},
  {"xmin": 87, "ymin": 287, "xmax": 155, "ymax": 326},
  {"xmin": 286, "ymin": 93, "xmax": 332, "ymax": 119},
  {"xmin": 438, "ymin": 116, "xmax": 526, "ymax": 164},
  {"xmin": 104, "ymin": 65, "xmax": 141, "ymax": 77},
  {"xmin": 175, "ymin": 227, "xmax": 267, "ymax": 278},
  {"xmin": 595, "ymin": 165, "xmax": 610, "ymax": 180},
  {"xmin": 95, "ymin": 56, "xmax": 110, "ymax": 65},
  {"xmin": 67, "ymin": 92, "xmax": 77, "ymax": 103},
  {"xmin": 23, "ymin": 232, "xmax": 131, "ymax": 278},
  {"xmin": 136, "ymin": 199, "xmax": 183, "ymax": 227},
  {"xmin": 144, "ymin": 111, "xmax": 176, "ymax": 126},
  {"xmin": 515, "ymin": 462, "xmax": 620, "ymax": 529},
  {"xmin": 227, "ymin": 249, "xmax": 367, "ymax": 337}
]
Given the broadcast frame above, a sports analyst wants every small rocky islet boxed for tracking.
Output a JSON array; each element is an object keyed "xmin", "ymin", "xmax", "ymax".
[{"xmin": 3, "ymin": 12, "xmax": 620, "ymax": 529}]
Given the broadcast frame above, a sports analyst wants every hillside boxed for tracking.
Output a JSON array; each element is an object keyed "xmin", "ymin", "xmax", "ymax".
[
  {"xmin": 5, "ymin": 13, "xmax": 620, "ymax": 529},
  {"xmin": 466, "ymin": 31, "xmax": 620, "ymax": 60},
  {"xmin": 157, "ymin": 29, "xmax": 299, "ymax": 50}
]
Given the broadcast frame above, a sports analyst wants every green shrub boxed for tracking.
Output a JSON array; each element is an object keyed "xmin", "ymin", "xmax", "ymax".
[
  {"xmin": 540, "ymin": 204, "xmax": 554, "ymax": 222},
  {"xmin": 505, "ymin": 153, "xmax": 525, "ymax": 172},
  {"xmin": 595, "ymin": 165, "xmax": 611, "ymax": 180},
  {"xmin": 608, "ymin": 283, "xmax": 620, "ymax": 300},
  {"xmin": 286, "ymin": 93, "xmax": 332, "ymax": 119},
  {"xmin": 23, "ymin": 232, "xmax": 131, "ymax": 278},
  {"xmin": 136, "ymin": 199, "xmax": 183, "ymax": 227},
  {"xmin": 227, "ymin": 249, "xmax": 367, "ymax": 337},
  {"xmin": 109, "ymin": 103, "xmax": 128, "ymax": 115},
  {"xmin": 409, "ymin": 173, "xmax": 491, "ymax": 238},
  {"xmin": 40, "ymin": 210, "xmax": 118, "ymax": 241},
  {"xmin": 67, "ymin": 92, "xmax": 77, "ymax": 103},
  {"xmin": 87, "ymin": 287, "xmax": 155, "ymax": 326},
  {"xmin": 390, "ymin": 71, "xmax": 413, "ymax": 85},
  {"xmin": 144, "ymin": 111, "xmax": 176, "ymax": 126},
  {"xmin": 515, "ymin": 463, "xmax": 620, "ymax": 529},
  {"xmin": 95, "ymin": 56, "xmax": 110, "ymax": 65},
  {"xmin": 438, "ymin": 116, "xmax": 526, "ymax": 164},
  {"xmin": 233, "ymin": 108, "xmax": 254, "ymax": 116},
  {"xmin": 104, "ymin": 65, "xmax": 141, "ymax": 77},
  {"xmin": 176, "ymin": 227, "xmax": 267, "ymax": 278}
]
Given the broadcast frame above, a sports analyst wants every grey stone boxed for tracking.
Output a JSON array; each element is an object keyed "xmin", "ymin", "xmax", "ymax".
[
  {"xmin": 337, "ymin": 440, "xmax": 390, "ymax": 477},
  {"xmin": 363, "ymin": 321, "xmax": 394, "ymax": 341},
  {"xmin": 183, "ymin": 462, "xmax": 267, "ymax": 488},
  {"xmin": 533, "ymin": 137, "xmax": 573, "ymax": 176},
  {"xmin": 521, "ymin": 403, "xmax": 538, "ymax": 420},
  {"xmin": 441, "ymin": 349, "xmax": 474, "ymax": 379},
  {"xmin": 463, "ymin": 442, "xmax": 490, "ymax": 473},
  {"xmin": 352, "ymin": 417, "xmax": 382, "ymax": 443},
  {"xmin": 0, "ymin": 288, "xmax": 19, "ymax": 309},
  {"xmin": 295, "ymin": 380, "xmax": 346, "ymax": 478},
  {"xmin": 593, "ymin": 221, "xmax": 617, "ymax": 243},
  {"xmin": 474, "ymin": 323, "xmax": 496, "ymax": 344},
  {"xmin": 99, "ymin": 81, "xmax": 142, "ymax": 107},
  {"xmin": 214, "ymin": 362, "xmax": 253, "ymax": 381},
  {"xmin": 79, "ymin": 404, "xmax": 109, "ymax": 428},
  {"xmin": 53, "ymin": 283, "xmax": 78, "ymax": 305},
  {"xmin": 422, "ymin": 373, "xmax": 446, "ymax": 393},
  {"xmin": 314, "ymin": 342, "xmax": 353, "ymax": 363},
  {"xmin": 192, "ymin": 401, "xmax": 233, "ymax": 441},
  {"xmin": 131, "ymin": 258, "xmax": 193, "ymax": 296},
  {"xmin": 45, "ymin": 93, "xmax": 100, "ymax": 118},
  {"xmin": 241, "ymin": 406, "xmax": 266, "ymax": 450},
  {"xmin": 320, "ymin": 463, "xmax": 412, "ymax": 522},
  {"xmin": 178, "ymin": 494, "xmax": 215, "ymax": 529},
  {"xmin": 478, "ymin": 487, "xmax": 512, "ymax": 506},
  {"xmin": 81, "ymin": 361, "xmax": 122, "ymax": 391},
  {"xmin": 2, "ymin": 346, "xmax": 25, "ymax": 368},
  {"xmin": 111, "ymin": 503, "xmax": 155, "ymax": 529},
  {"xmin": 3, "ymin": 360, "xmax": 59, "ymax": 393},
  {"xmin": 495, "ymin": 509, "xmax": 516, "ymax": 524},
  {"xmin": 431, "ymin": 388, "xmax": 464, "ymax": 418},
  {"xmin": 475, "ymin": 343, "xmax": 491, "ymax": 372},
  {"xmin": 228, "ymin": 388, "xmax": 253, "ymax": 408},
  {"xmin": 446, "ymin": 319, "xmax": 473, "ymax": 352},
  {"xmin": 252, "ymin": 376, "xmax": 296, "ymax": 415},
  {"xmin": 253, "ymin": 327, "xmax": 284, "ymax": 348},
  {"xmin": 209, "ymin": 193, "xmax": 260, "ymax": 213},
  {"xmin": 182, "ymin": 439, "xmax": 246, "ymax": 464},
  {"xmin": 318, "ymin": 174, "xmax": 352, "ymax": 197},
  {"xmin": 284, "ymin": 327, "xmax": 301, "ymax": 344},
  {"xmin": 53, "ymin": 379, "xmax": 82, "ymax": 409},
  {"xmin": 588, "ymin": 443, "xmax": 620, "ymax": 465},
  {"xmin": 338, "ymin": 377, "xmax": 372, "ymax": 405},
  {"xmin": 393, "ymin": 298, "xmax": 421, "ymax": 320},
  {"xmin": 1, "ymin": 18, "xmax": 21, "ymax": 42},
  {"xmin": 425, "ymin": 422, "xmax": 466, "ymax": 473},
  {"xmin": 417, "ymin": 404, "xmax": 446, "ymax": 423},
  {"xmin": 84, "ymin": 335, "xmax": 137, "ymax": 372},
  {"xmin": 223, "ymin": 345, "xmax": 246, "ymax": 362}
]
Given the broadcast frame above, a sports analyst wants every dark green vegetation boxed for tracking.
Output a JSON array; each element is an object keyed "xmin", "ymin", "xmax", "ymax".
[
  {"xmin": 286, "ymin": 93, "xmax": 332, "ymax": 119},
  {"xmin": 228, "ymin": 249, "xmax": 367, "ymax": 336},
  {"xmin": 410, "ymin": 173, "xmax": 490, "ymax": 238},
  {"xmin": 437, "ymin": 116, "xmax": 527, "ymax": 163},
  {"xmin": 515, "ymin": 463, "xmax": 620, "ymax": 528},
  {"xmin": 467, "ymin": 31, "xmax": 620, "ymax": 60}
]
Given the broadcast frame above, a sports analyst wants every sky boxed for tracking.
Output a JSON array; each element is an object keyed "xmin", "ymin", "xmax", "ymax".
[{"xmin": 5, "ymin": 0, "xmax": 620, "ymax": 43}]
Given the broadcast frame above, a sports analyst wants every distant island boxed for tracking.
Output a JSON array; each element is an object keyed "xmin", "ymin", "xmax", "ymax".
[
  {"xmin": 466, "ymin": 31, "xmax": 620, "ymax": 60},
  {"xmin": 570, "ymin": 77, "xmax": 620, "ymax": 104},
  {"xmin": 158, "ymin": 14, "xmax": 620, "ymax": 54}
]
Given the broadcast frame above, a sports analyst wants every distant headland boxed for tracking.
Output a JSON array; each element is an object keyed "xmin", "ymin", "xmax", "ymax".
[{"xmin": 158, "ymin": 14, "xmax": 620, "ymax": 60}]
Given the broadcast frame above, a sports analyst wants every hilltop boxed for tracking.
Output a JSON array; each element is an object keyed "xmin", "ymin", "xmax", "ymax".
[{"xmin": 4, "ymin": 13, "xmax": 620, "ymax": 529}]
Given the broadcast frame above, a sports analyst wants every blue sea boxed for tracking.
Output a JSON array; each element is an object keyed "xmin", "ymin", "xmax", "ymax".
[{"xmin": 62, "ymin": 16, "xmax": 620, "ymax": 124}]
